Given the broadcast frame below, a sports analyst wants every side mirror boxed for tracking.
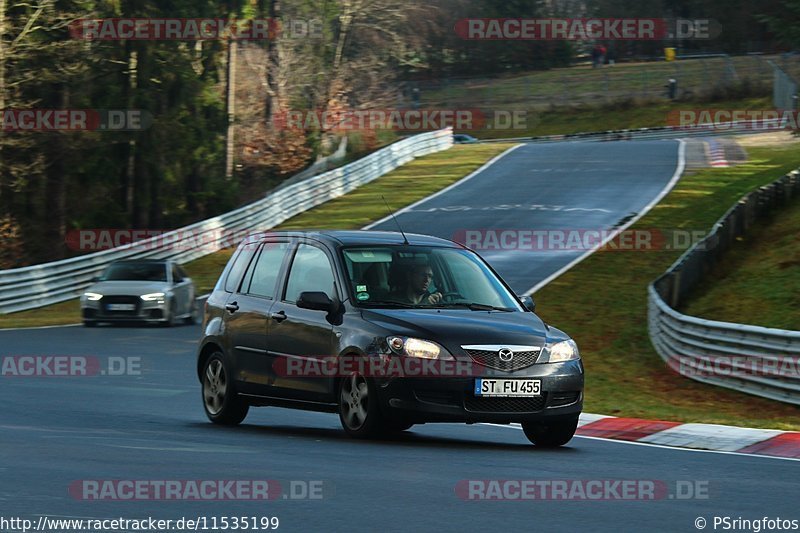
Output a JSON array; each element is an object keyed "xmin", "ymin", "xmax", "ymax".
[
  {"xmin": 297, "ymin": 291, "xmax": 334, "ymax": 312},
  {"xmin": 518, "ymin": 295, "xmax": 536, "ymax": 313}
]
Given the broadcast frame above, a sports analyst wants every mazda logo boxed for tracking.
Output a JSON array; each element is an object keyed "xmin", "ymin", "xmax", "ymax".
[{"xmin": 498, "ymin": 348, "xmax": 514, "ymax": 362}]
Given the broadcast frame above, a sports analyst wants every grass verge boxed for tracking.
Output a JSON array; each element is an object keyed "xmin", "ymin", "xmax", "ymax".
[
  {"xmin": 681, "ymin": 188, "xmax": 800, "ymax": 330},
  {"xmin": 468, "ymin": 97, "xmax": 772, "ymax": 140},
  {"xmin": 533, "ymin": 143, "xmax": 800, "ymax": 430}
]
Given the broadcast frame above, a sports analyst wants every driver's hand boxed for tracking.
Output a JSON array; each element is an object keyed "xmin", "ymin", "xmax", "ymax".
[{"xmin": 427, "ymin": 292, "xmax": 442, "ymax": 304}]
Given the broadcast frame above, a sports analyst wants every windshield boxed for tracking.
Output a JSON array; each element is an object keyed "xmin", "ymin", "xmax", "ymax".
[
  {"xmin": 101, "ymin": 262, "xmax": 168, "ymax": 282},
  {"xmin": 342, "ymin": 246, "xmax": 522, "ymax": 311}
]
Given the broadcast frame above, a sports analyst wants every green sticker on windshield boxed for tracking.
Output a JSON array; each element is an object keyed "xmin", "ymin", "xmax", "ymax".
[
  {"xmin": 356, "ymin": 285, "xmax": 367, "ymax": 292},
  {"xmin": 357, "ymin": 292, "xmax": 370, "ymax": 301}
]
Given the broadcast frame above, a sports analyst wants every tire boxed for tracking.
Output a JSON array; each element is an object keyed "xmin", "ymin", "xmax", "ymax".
[
  {"xmin": 83, "ymin": 320, "xmax": 97, "ymax": 328},
  {"xmin": 338, "ymin": 372, "xmax": 386, "ymax": 438},
  {"xmin": 522, "ymin": 416, "xmax": 579, "ymax": 447},
  {"xmin": 161, "ymin": 301, "xmax": 177, "ymax": 327},
  {"xmin": 201, "ymin": 352, "xmax": 249, "ymax": 425},
  {"xmin": 185, "ymin": 299, "xmax": 200, "ymax": 325}
]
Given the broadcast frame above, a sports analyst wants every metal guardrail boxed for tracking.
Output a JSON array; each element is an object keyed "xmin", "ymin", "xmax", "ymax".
[
  {"xmin": 770, "ymin": 60, "xmax": 799, "ymax": 111},
  {"xmin": 478, "ymin": 119, "xmax": 786, "ymax": 144},
  {"xmin": 0, "ymin": 128, "xmax": 453, "ymax": 314},
  {"xmin": 648, "ymin": 169, "xmax": 800, "ymax": 405}
]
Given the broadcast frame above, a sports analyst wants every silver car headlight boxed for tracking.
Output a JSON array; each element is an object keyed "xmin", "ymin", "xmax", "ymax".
[
  {"xmin": 83, "ymin": 292, "xmax": 103, "ymax": 301},
  {"xmin": 386, "ymin": 336, "xmax": 454, "ymax": 360},
  {"xmin": 547, "ymin": 339, "xmax": 580, "ymax": 363},
  {"xmin": 140, "ymin": 292, "xmax": 166, "ymax": 302}
]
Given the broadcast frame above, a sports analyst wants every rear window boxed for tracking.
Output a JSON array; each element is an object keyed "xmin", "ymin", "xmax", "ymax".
[{"xmin": 224, "ymin": 248, "xmax": 256, "ymax": 292}]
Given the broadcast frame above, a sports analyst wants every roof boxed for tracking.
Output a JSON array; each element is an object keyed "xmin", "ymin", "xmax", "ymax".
[{"xmin": 266, "ymin": 230, "xmax": 461, "ymax": 248}]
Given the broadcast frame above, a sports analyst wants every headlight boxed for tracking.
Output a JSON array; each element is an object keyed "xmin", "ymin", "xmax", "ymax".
[
  {"xmin": 547, "ymin": 339, "xmax": 580, "ymax": 362},
  {"xmin": 83, "ymin": 292, "xmax": 103, "ymax": 301},
  {"xmin": 140, "ymin": 292, "xmax": 166, "ymax": 302},
  {"xmin": 386, "ymin": 336, "xmax": 453, "ymax": 360}
]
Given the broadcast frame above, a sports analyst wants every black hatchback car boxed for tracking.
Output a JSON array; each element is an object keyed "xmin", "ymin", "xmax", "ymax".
[{"xmin": 197, "ymin": 231, "xmax": 583, "ymax": 446}]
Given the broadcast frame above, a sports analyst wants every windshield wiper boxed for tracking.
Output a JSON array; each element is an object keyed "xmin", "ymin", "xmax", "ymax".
[
  {"xmin": 362, "ymin": 301, "xmax": 418, "ymax": 308},
  {"xmin": 432, "ymin": 302, "xmax": 514, "ymax": 312}
]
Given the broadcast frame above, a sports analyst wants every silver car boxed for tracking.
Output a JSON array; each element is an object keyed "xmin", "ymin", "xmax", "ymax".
[{"xmin": 80, "ymin": 260, "xmax": 199, "ymax": 327}]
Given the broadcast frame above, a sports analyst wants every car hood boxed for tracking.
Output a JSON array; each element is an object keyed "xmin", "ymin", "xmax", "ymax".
[
  {"xmin": 360, "ymin": 308, "xmax": 550, "ymax": 355},
  {"xmin": 87, "ymin": 281, "xmax": 170, "ymax": 296}
]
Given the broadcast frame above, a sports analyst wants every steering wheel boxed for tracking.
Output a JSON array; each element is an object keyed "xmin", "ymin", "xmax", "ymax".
[{"xmin": 439, "ymin": 291, "xmax": 465, "ymax": 302}]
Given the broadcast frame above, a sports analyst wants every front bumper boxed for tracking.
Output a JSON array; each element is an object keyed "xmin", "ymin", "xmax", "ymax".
[
  {"xmin": 81, "ymin": 297, "xmax": 169, "ymax": 323},
  {"xmin": 377, "ymin": 359, "xmax": 583, "ymax": 424}
]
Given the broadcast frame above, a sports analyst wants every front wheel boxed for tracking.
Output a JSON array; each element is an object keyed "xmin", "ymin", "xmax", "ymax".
[
  {"xmin": 185, "ymin": 299, "xmax": 200, "ymax": 325},
  {"xmin": 338, "ymin": 373, "xmax": 385, "ymax": 438},
  {"xmin": 522, "ymin": 416, "xmax": 579, "ymax": 447},
  {"xmin": 202, "ymin": 352, "xmax": 249, "ymax": 425}
]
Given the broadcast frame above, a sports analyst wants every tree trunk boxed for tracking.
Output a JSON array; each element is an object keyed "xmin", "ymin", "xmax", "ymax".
[
  {"xmin": 224, "ymin": 37, "xmax": 237, "ymax": 179},
  {"xmin": 265, "ymin": 0, "xmax": 281, "ymax": 124},
  {"xmin": 43, "ymin": 86, "xmax": 69, "ymax": 261}
]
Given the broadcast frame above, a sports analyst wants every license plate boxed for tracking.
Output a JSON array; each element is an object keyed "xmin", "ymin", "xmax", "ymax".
[
  {"xmin": 107, "ymin": 303, "xmax": 135, "ymax": 311},
  {"xmin": 475, "ymin": 379, "xmax": 541, "ymax": 397}
]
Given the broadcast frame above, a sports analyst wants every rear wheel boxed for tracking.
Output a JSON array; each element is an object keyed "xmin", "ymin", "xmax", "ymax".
[
  {"xmin": 338, "ymin": 373, "xmax": 385, "ymax": 438},
  {"xmin": 522, "ymin": 416, "xmax": 579, "ymax": 447},
  {"xmin": 83, "ymin": 320, "xmax": 97, "ymax": 328},
  {"xmin": 202, "ymin": 352, "xmax": 249, "ymax": 425}
]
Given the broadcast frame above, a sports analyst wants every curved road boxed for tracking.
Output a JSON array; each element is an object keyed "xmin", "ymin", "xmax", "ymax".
[
  {"xmin": 2, "ymin": 140, "xmax": 797, "ymax": 533},
  {"xmin": 369, "ymin": 140, "xmax": 683, "ymax": 293}
]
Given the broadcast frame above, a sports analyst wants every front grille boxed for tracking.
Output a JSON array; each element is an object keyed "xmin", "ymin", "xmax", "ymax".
[
  {"xmin": 549, "ymin": 391, "xmax": 581, "ymax": 407},
  {"xmin": 464, "ymin": 395, "xmax": 547, "ymax": 413},
  {"xmin": 465, "ymin": 348, "xmax": 541, "ymax": 371},
  {"xmin": 101, "ymin": 295, "xmax": 141, "ymax": 316}
]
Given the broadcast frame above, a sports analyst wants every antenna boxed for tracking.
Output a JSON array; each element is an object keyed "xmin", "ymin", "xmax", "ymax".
[{"xmin": 382, "ymin": 196, "xmax": 409, "ymax": 245}]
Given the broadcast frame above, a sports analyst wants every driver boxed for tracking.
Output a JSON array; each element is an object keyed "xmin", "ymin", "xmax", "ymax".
[{"xmin": 389, "ymin": 263, "xmax": 443, "ymax": 305}]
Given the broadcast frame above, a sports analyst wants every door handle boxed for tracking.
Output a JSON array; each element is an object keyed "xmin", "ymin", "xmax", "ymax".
[
  {"xmin": 225, "ymin": 302, "xmax": 239, "ymax": 313},
  {"xmin": 270, "ymin": 310, "xmax": 287, "ymax": 322}
]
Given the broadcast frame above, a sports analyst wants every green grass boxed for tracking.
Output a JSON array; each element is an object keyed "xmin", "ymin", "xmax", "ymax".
[
  {"xmin": 469, "ymin": 97, "xmax": 772, "ymax": 140},
  {"xmin": 533, "ymin": 145, "xmax": 800, "ymax": 430},
  {"xmin": 681, "ymin": 189, "xmax": 800, "ymax": 330},
  {"xmin": 421, "ymin": 56, "xmax": 774, "ymax": 110}
]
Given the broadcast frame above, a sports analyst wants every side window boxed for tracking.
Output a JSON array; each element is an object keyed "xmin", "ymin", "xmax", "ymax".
[
  {"xmin": 284, "ymin": 244, "xmax": 335, "ymax": 303},
  {"xmin": 177, "ymin": 265, "xmax": 189, "ymax": 279},
  {"xmin": 245, "ymin": 242, "xmax": 289, "ymax": 298},
  {"xmin": 224, "ymin": 247, "xmax": 256, "ymax": 293},
  {"xmin": 171, "ymin": 265, "xmax": 183, "ymax": 283}
]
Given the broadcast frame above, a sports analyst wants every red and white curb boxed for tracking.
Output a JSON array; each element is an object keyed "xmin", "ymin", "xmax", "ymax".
[
  {"xmin": 705, "ymin": 139, "xmax": 730, "ymax": 168},
  {"xmin": 576, "ymin": 413, "xmax": 800, "ymax": 458}
]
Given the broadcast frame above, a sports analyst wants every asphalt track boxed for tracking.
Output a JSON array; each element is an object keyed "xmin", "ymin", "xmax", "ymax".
[
  {"xmin": 368, "ymin": 140, "xmax": 684, "ymax": 293},
  {"xmin": 2, "ymin": 140, "xmax": 798, "ymax": 533}
]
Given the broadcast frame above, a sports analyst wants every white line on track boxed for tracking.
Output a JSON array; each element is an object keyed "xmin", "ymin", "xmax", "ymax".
[{"xmin": 363, "ymin": 144, "xmax": 525, "ymax": 230}]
